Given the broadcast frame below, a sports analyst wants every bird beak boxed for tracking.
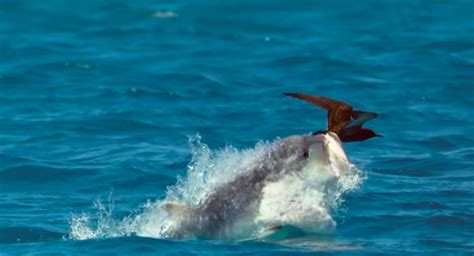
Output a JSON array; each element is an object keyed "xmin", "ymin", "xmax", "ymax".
[{"xmin": 376, "ymin": 134, "xmax": 383, "ymax": 138}]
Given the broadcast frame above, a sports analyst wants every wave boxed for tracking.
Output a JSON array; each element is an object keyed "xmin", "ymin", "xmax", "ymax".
[
  {"xmin": 68, "ymin": 134, "xmax": 363, "ymax": 241},
  {"xmin": 0, "ymin": 227, "xmax": 65, "ymax": 244},
  {"xmin": 0, "ymin": 164, "xmax": 95, "ymax": 183}
]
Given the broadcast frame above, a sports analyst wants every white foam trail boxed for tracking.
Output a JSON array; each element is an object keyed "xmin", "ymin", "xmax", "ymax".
[{"xmin": 68, "ymin": 134, "xmax": 364, "ymax": 240}]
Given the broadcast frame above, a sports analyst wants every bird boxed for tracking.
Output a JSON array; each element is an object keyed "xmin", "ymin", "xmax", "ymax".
[{"xmin": 284, "ymin": 92, "xmax": 382, "ymax": 142}]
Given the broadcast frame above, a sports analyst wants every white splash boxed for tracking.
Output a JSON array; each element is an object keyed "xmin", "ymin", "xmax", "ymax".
[
  {"xmin": 256, "ymin": 166, "xmax": 362, "ymax": 235},
  {"xmin": 68, "ymin": 134, "xmax": 363, "ymax": 240},
  {"xmin": 69, "ymin": 194, "xmax": 135, "ymax": 240}
]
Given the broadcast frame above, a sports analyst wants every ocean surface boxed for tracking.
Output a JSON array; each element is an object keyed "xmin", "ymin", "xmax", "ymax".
[{"xmin": 1, "ymin": 0, "xmax": 473, "ymax": 255}]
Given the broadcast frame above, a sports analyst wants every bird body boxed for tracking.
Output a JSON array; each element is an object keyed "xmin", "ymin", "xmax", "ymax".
[{"xmin": 284, "ymin": 93, "xmax": 381, "ymax": 142}]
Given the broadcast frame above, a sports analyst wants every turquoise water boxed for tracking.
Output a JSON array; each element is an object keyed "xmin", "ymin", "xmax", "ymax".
[{"xmin": 1, "ymin": 0, "xmax": 473, "ymax": 255}]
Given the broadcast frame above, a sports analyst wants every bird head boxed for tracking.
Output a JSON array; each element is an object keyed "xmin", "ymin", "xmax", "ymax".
[{"xmin": 360, "ymin": 129, "xmax": 383, "ymax": 140}]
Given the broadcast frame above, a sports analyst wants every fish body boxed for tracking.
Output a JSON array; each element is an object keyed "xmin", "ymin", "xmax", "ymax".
[{"xmin": 164, "ymin": 132, "xmax": 351, "ymax": 239}]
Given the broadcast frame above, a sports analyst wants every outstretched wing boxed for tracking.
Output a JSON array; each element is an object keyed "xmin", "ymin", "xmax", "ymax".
[{"xmin": 284, "ymin": 93, "xmax": 353, "ymax": 133}]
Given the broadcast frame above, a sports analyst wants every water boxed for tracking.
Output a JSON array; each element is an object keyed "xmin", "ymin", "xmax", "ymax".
[{"xmin": 1, "ymin": 0, "xmax": 473, "ymax": 255}]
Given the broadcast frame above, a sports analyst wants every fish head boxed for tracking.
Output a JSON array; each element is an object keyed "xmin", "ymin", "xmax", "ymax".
[{"xmin": 300, "ymin": 132, "xmax": 352, "ymax": 178}]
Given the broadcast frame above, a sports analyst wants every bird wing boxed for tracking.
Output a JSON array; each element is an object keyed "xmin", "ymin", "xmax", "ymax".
[
  {"xmin": 338, "ymin": 111, "xmax": 378, "ymax": 139},
  {"xmin": 343, "ymin": 111, "xmax": 378, "ymax": 130},
  {"xmin": 284, "ymin": 93, "xmax": 353, "ymax": 133}
]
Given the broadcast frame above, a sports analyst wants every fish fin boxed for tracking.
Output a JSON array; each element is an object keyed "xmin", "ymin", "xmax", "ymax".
[
  {"xmin": 163, "ymin": 202, "xmax": 187, "ymax": 217},
  {"xmin": 261, "ymin": 225, "xmax": 306, "ymax": 240},
  {"xmin": 265, "ymin": 225, "xmax": 283, "ymax": 232}
]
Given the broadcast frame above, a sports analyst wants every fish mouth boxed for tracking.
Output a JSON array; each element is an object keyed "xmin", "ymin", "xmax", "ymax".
[
  {"xmin": 302, "ymin": 142, "xmax": 333, "ymax": 178},
  {"xmin": 305, "ymin": 133, "xmax": 351, "ymax": 178}
]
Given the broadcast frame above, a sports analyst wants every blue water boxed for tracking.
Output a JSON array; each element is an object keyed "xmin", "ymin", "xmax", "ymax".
[{"xmin": 1, "ymin": 0, "xmax": 473, "ymax": 255}]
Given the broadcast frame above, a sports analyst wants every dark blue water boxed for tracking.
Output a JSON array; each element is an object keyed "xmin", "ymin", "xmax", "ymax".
[{"xmin": 1, "ymin": 0, "xmax": 473, "ymax": 255}]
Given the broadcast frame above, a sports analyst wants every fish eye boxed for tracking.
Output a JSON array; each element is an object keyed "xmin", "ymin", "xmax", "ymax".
[{"xmin": 303, "ymin": 151, "xmax": 309, "ymax": 159}]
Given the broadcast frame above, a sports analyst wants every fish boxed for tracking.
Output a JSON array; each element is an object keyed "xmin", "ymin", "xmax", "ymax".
[{"xmin": 162, "ymin": 132, "xmax": 352, "ymax": 239}]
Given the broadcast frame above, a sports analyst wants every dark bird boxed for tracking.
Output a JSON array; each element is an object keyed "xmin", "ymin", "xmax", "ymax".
[{"xmin": 284, "ymin": 93, "xmax": 382, "ymax": 142}]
